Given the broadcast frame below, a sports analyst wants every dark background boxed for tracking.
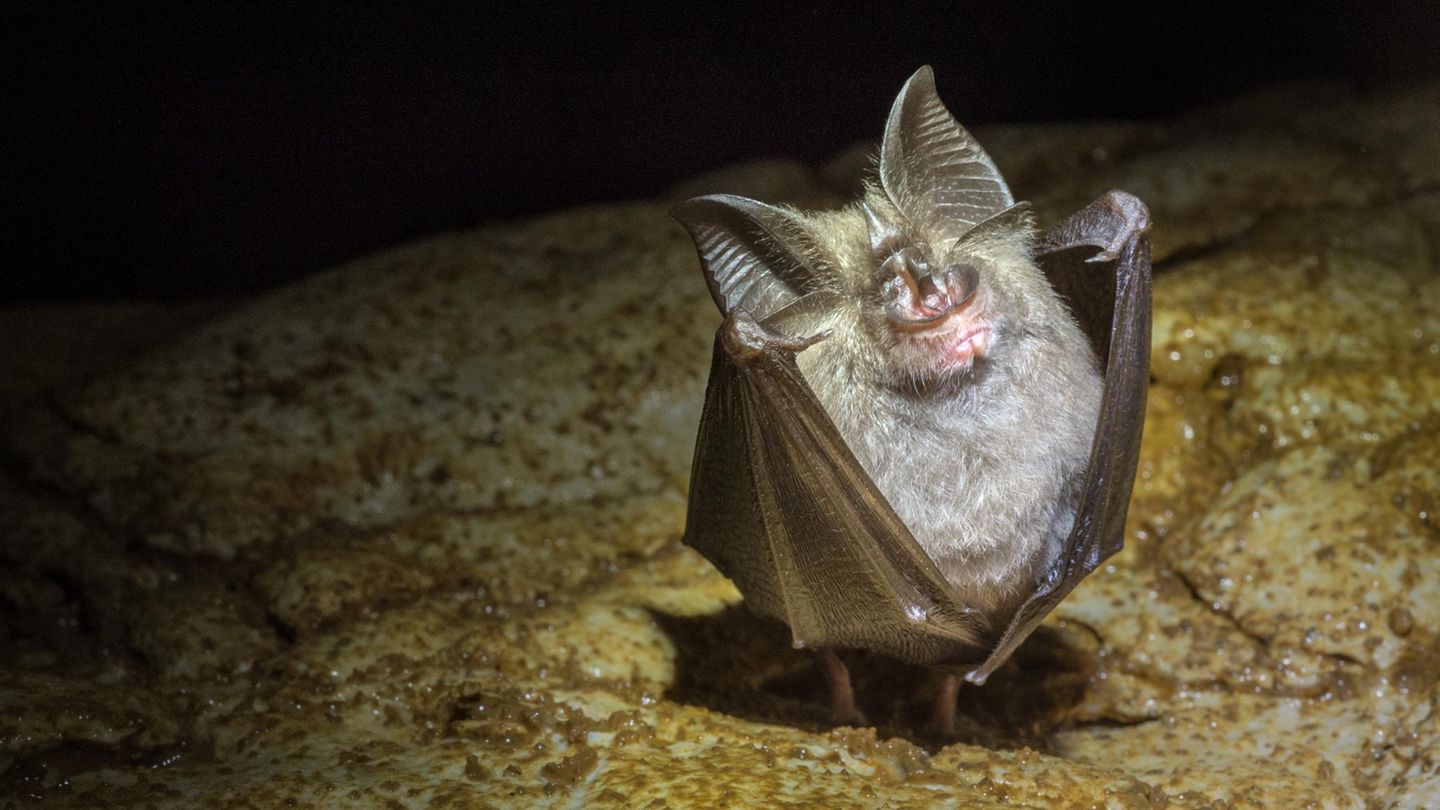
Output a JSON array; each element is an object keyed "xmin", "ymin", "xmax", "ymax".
[{"xmin": 6, "ymin": 4, "xmax": 1438, "ymax": 302}]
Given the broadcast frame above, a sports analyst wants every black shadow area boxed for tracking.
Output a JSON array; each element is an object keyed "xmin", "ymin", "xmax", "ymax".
[{"xmin": 653, "ymin": 605, "xmax": 1097, "ymax": 751}]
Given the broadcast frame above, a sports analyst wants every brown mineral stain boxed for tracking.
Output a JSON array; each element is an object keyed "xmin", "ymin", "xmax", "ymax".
[
  {"xmin": 540, "ymin": 745, "xmax": 598, "ymax": 788},
  {"xmin": 1386, "ymin": 606, "xmax": 1414, "ymax": 636}
]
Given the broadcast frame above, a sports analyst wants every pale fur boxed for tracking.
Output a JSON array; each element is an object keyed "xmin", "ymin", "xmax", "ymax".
[{"xmin": 790, "ymin": 187, "xmax": 1103, "ymax": 615}]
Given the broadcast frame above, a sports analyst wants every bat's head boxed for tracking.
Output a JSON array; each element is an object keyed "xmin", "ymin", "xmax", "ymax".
[
  {"xmin": 671, "ymin": 66, "xmax": 1055, "ymax": 389},
  {"xmin": 836, "ymin": 65, "xmax": 1055, "ymax": 388}
]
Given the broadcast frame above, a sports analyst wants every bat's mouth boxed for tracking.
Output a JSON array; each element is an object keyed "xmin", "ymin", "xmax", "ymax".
[
  {"xmin": 906, "ymin": 318, "xmax": 992, "ymax": 366},
  {"xmin": 887, "ymin": 306, "xmax": 962, "ymax": 331}
]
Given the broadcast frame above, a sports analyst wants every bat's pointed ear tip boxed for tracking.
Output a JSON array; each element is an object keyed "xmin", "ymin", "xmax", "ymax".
[
  {"xmin": 671, "ymin": 193, "xmax": 776, "ymax": 228},
  {"xmin": 907, "ymin": 65, "xmax": 936, "ymax": 87},
  {"xmin": 669, "ymin": 195, "xmax": 712, "ymax": 226}
]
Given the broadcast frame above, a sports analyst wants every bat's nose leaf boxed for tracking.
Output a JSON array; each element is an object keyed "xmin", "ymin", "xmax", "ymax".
[
  {"xmin": 945, "ymin": 264, "xmax": 980, "ymax": 304},
  {"xmin": 916, "ymin": 272, "xmax": 947, "ymax": 312},
  {"xmin": 944, "ymin": 263, "xmax": 979, "ymax": 295}
]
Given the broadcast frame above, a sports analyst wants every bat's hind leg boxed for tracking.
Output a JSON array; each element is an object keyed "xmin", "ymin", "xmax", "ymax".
[
  {"xmin": 819, "ymin": 648, "xmax": 866, "ymax": 726},
  {"xmin": 928, "ymin": 672, "xmax": 961, "ymax": 736}
]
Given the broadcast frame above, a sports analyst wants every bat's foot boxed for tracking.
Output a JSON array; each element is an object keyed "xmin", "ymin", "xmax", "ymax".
[
  {"xmin": 831, "ymin": 701, "xmax": 868, "ymax": 727},
  {"xmin": 926, "ymin": 672, "xmax": 961, "ymax": 736},
  {"xmin": 819, "ymin": 648, "xmax": 868, "ymax": 726}
]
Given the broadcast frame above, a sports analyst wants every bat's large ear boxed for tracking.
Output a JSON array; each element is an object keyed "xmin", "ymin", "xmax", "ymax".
[
  {"xmin": 948, "ymin": 202, "xmax": 1035, "ymax": 256},
  {"xmin": 880, "ymin": 66, "xmax": 1015, "ymax": 248},
  {"xmin": 672, "ymin": 193, "xmax": 822, "ymax": 322}
]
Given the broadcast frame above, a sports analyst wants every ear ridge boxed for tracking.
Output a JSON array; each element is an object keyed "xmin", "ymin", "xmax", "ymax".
[
  {"xmin": 948, "ymin": 202, "xmax": 1035, "ymax": 256},
  {"xmin": 880, "ymin": 66, "xmax": 1015, "ymax": 246},
  {"xmin": 672, "ymin": 194, "xmax": 820, "ymax": 322},
  {"xmin": 760, "ymin": 289, "xmax": 842, "ymax": 342}
]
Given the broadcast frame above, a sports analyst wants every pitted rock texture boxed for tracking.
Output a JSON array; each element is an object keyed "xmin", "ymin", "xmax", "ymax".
[{"xmin": 2, "ymin": 80, "xmax": 1438, "ymax": 808}]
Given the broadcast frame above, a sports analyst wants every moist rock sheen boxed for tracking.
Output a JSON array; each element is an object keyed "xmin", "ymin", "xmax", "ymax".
[{"xmin": 2, "ymin": 80, "xmax": 1439, "ymax": 808}]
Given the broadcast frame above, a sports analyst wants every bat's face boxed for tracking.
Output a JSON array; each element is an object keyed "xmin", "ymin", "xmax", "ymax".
[
  {"xmin": 870, "ymin": 238, "xmax": 991, "ymax": 382},
  {"xmin": 857, "ymin": 202, "xmax": 1040, "ymax": 387}
]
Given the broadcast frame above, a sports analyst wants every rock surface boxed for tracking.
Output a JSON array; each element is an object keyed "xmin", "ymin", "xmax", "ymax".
[{"xmin": 2, "ymin": 80, "xmax": 1438, "ymax": 807}]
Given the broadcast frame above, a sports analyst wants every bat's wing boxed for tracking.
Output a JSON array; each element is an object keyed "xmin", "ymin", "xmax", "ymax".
[
  {"xmin": 683, "ymin": 307, "xmax": 992, "ymax": 662},
  {"xmin": 964, "ymin": 190, "xmax": 1153, "ymax": 684}
]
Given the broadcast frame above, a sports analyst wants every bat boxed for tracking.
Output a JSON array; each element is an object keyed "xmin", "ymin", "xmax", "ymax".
[{"xmin": 673, "ymin": 66, "xmax": 1151, "ymax": 733}]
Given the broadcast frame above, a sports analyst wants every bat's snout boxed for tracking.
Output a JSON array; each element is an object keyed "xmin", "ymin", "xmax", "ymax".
[{"xmin": 884, "ymin": 255, "xmax": 981, "ymax": 331}]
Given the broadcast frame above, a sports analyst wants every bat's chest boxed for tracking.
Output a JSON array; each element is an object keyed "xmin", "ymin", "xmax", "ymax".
[{"xmin": 822, "ymin": 384, "xmax": 1084, "ymax": 604}]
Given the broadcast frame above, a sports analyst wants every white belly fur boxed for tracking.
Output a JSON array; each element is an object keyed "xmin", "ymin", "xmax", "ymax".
[{"xmin": 798, "ymin": 338, "xmax": 1102, "ymax": 614}]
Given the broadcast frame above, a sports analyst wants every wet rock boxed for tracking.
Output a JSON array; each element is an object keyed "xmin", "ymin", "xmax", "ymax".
[
  {"xmin": 0, "ymin": 672, "xmax": 180, "ymax": 775},
  {"xmin": 1171, "ymin": 441, "xmax": 1440, "ymax": 674},
  {"xmin": 14, "ymin": 206, "xmax": 715, "ymax": 557}
]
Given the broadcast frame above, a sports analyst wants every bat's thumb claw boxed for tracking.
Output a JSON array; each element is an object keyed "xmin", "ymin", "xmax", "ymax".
[
  {"xmin": 792, "ymin": 328, "xmax": 833, "ymax": 352},
  {"xmin": 722, "ymin": 313, "xmax": 830, "ymax": 360}
]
